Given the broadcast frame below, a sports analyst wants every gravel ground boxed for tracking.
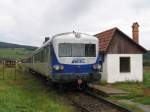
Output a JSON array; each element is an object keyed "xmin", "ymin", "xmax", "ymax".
[{"xmin": 68, "ymin": 92, "xmax": 122, "ymax": 112}]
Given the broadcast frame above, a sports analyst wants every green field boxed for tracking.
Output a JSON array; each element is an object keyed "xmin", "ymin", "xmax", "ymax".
[
  {"xmin": 0, "ymin": 65, "xmax": 74, "ymax": 112},
  {"xmin": 109, "ymin": 67, "xmax": 150, "ymax": 105},
  {"xmin": 0, "ymin": 46, "xmax": 149, "ymax": 111},
  {"xmin": 0, "ymin": 48, "xmax": 34, "ymax": 59}
]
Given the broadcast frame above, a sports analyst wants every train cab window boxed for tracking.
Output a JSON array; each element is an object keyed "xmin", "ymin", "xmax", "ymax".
[
  {"xmin": 59, "ymin": 43, "xmax": 72, "ymax": 57},
  {"xmin": 85, "ymin": 44, "xmax": 96, "ymax": 57},
  {"xmin": 59, "ymin": 43, "xmax": 96, "ymax": 57},
  {"xmin": 72, "ymin": 44, "xmax": 84, "ymax": 57}
]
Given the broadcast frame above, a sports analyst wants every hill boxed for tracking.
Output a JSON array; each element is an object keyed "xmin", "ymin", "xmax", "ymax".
[
  {"xmin": 0, "ymin": 42, "xmax": 37, "ymax": 50},
  {"xmin": 0, "ymin": 42, "xmax": 38, "ymax": 60},
  {"xmin": 0, "ymin": 41, "xmax": 150, "ymax": 62}
]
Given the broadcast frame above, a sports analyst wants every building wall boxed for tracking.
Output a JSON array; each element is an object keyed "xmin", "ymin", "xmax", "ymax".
[
  {"xmin": 101, "ymin": 54, "xmax": 143, "ymax": 83},
  {"xmin": 101, "ymin": 55, "xmax": 108, "ymax": 81},
  {"xmin": 108, "ymin": 32, "xmax": 144, "ymax": 54}
]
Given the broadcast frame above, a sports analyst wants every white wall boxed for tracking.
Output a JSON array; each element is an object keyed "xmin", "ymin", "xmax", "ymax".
[
  {"xmin": 101, "ymin": 55, "xmax": 108, "ymax": 81},
  {"xmin": 101, "ymin": 54, "xmax": 143, "ymax": 83}
]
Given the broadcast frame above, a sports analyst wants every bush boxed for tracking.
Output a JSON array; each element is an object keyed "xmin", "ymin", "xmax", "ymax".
[{"xmin": 143, "ymin": 60, "xmax": 150, "ymax": 66}]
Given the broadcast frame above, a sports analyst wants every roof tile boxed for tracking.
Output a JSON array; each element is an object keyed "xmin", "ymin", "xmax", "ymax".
[
  {"xmin": 95, "ymin": 27, "xmax": 147, "ymax": 53},
  {"xmin": 95, "ymin": 27, "xmax": 117, "ymax": 52}
]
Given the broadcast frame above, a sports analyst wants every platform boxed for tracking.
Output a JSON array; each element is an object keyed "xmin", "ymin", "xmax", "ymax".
[{"xmin": 89, "ymin": 84, "xmax": 129, "ymax": 97}]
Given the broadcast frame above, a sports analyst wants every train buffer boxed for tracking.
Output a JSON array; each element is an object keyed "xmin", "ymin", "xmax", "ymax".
[{"xmin": 88, "ymin": 84, "xmax": 130, "ymax": 97}]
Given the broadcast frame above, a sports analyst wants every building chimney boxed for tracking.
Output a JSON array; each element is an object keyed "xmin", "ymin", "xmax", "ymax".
[{"xmin": 132, "ymin": 22, "xmax": 139, "ymax": 43}]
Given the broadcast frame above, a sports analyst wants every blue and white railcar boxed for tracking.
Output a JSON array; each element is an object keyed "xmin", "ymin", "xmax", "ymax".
[{"xmin": 25, "ymin": 32, "xmax": 102, "ymax": 84}]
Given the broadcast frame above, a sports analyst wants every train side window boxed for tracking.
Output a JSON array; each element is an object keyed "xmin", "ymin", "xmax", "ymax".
[
  {"xmin": 34, "ymin": 54, "xmax": 37, "ymax": 63},
  {"xmin": 36, "ymin": 52, "xmax": 40, "ymax": 63},
  {"xmin": 44, "ymin": 47, "xmax": 46, "ymax": 62},
  {"xmin": 44, "ymin": 46, "xmax": 49, "ymax": 62},
  {"xmin": 37, "ymin": 53, "xmax": 39, "ymax": 62},
  {"xmin": 41, "ymin": 49, "xmax": 44, "ymax": 62}
]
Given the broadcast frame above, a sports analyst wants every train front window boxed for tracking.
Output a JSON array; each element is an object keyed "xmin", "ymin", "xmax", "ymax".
[
  {"xmin": 59, "ymin": 43, "xmax": 96, "ymax": 57},
  {"xmin": 85, "ymin": 44, "xmax": 96, "ymax": 57},
  {"xmin": 59, "ymin": 43, "xmax": 72, "ymax": 57},
  {"xmin": 72, "ymin": 44, "xmax": 84, "ymax": 57}
]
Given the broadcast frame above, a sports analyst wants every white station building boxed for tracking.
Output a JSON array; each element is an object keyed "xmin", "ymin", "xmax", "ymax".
[{"xmin": 95, "ymin": 23, "xmax": 147, "ymax": 83}]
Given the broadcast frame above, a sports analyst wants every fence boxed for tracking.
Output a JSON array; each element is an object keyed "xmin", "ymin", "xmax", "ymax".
[{"xmin": 0, "ymin": 60, "xmax": 17, "ymax": 80}]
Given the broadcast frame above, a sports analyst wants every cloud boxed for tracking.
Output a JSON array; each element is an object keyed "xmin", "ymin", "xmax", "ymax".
[{"xmin": 0, "ymin": 0, "xmax": 149, "ymax": 49}]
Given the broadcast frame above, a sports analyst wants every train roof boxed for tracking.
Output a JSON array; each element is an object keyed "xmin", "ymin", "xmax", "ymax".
[
  {"xmin": 43, "ymin": 31, "xmax": 96, "ymax": 45},
  {"xmin": 28, "ymin": 32, "xmax": 97, "ymax": 57}
]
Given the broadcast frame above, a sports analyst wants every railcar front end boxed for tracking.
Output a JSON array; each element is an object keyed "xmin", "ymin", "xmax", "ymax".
[{"xmin": 51, "ymin": 32, "xmax": 102, "ymax": 84}]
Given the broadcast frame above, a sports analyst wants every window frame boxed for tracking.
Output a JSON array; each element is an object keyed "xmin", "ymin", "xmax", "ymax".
[
  {"xmin": 58, "ymin": 43, "xmax": 96, "ymax": 57},
  {"xmin": 120, "ymin": 57, "xmax": 131, "ymax": 73},
  {"xmin": 59, "ymin": 43, "xmax": 72, "ymax": 57},
  {"xmin": 71, "ymin": 43, "xmax": 85, "ymax": 57},
  {"xmin": 85, "ymin": 44, "xmax": 96, "ymax": 57}
]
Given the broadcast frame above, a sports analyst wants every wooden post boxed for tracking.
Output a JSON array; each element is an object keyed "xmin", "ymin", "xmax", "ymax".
[
  {"xmin": 11, "ymin": 66, "xmax": 13, "ymax": 79},
  {"xmin": 3, "ymin": 60, "xmax": 5, "ymax": 80},
  {"xmin": 14, "ymin": 61, "xmax": 17, "ymax": 80}
]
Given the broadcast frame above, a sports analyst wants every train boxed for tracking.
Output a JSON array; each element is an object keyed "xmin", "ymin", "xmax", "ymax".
[{"xmin": 24, "ymin": 31, "xmax": 103, "ymax": 87}]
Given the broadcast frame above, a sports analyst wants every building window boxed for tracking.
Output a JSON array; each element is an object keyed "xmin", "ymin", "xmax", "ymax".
[{"xmin": 120, "ymin": 57, "xmax": 130, "ymax": 73}]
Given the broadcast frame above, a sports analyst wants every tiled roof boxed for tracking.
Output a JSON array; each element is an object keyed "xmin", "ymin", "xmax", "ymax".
[
  {"xmin": 95, "ymin": 27, "xmax": 147, "ymax": 53},
  {"xmin": 95, "ymin": 27, "xmax": 117, "ymax": 53}
]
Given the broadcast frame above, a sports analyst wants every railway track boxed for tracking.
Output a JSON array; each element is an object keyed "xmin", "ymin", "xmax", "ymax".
[
  {"xmin": 67, "ymin": 90, "xmax": 132, "ymax": 112},
  {"xmin": 29, "ymin": 72, "xmax": 132, "ymax": 112}
]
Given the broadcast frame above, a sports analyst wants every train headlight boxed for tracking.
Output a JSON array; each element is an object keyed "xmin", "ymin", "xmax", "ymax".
[
  {"xmin": 60, "ymin": 65, "xmax": 64, "ymax": 70},
  {"xmin": 53, "ymin": 65, "xmax": 60, "ymax": 71},
  {"xmin": 97, "ymin": 65, "xmax": 101, "ymax": 70},
  {"xmin": 53, "ymin": 65, "xmax": 64, "ymax": 71},
  {"xmin": 93, "ymin": 64, "xmax": 97, "ymax": 70},
  {"xmin": 93, "ymin": 64, "xmax": 101, "ymax": 70}
]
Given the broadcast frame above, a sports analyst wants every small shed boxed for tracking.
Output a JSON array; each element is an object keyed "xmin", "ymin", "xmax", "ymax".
[{"xmin": 95, "ymin": 23, "xmax": 147, "ymax": 83}]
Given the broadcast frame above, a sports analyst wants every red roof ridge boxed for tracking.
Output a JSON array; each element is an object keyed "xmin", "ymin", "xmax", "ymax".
[
  {"xmin": 95, "ymin": 27, "xmax": 118, "ymax": 53},
  {"xmin": 95, "ymin": 27, "xmax": 118, "ymax": 36}
]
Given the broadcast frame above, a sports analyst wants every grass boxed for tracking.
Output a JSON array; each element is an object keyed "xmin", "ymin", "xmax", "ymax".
[
  {"xmin": 143, "ymin": 60, "xmax": 150, "ymax": 66},
  {"xmin": 0, "ymin": 48, "xmax": 34, "ymax": 59},
  {"xmin": 117, "ymin": 103, "xmax": 144, "ymax": 112},
  {"xmin": 0, "ymin": 65, "xmax": 74, "ymax": 112},
  {"xmin": 109, "ymin": 66, "xmax": 150, "ymax": 105},
  {"xmin": 143, "ymin": 71, "xmax": 150, "ymax": 88}
]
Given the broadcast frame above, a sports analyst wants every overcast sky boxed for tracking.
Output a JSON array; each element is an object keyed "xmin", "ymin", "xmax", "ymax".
[{"xmin": 0, "ymin": 0, "xmax": 150, "ymax": 49}]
